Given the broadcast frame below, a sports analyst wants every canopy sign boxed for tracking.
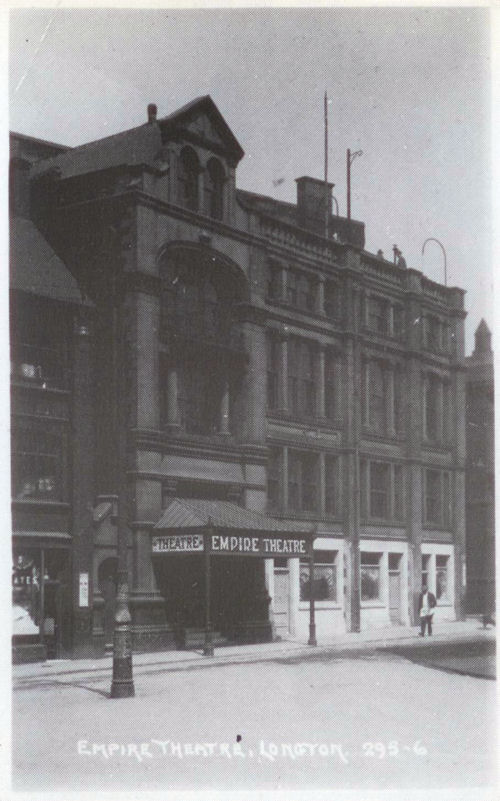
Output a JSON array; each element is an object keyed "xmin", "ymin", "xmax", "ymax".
[{"xmin": 152, "ymin": 532, "xmax": 312, "ymax": 558}]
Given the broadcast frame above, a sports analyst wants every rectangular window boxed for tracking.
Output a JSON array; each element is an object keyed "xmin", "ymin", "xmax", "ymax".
[
  {"xmin": 361, "ymin": 552, "xmax": 382, "ymax": 601},
  {"xmin": 425, "ymin": 315, "xmax": 442, "ymax": 352},
  {"xmin": 325, "ymin": 350, "xmax": 340, "ymax": 420},
  {"xmin": 300, "ymin": 550, "xmax": 337, "ymax": 602},
  {"xmin": 424, "ymin": 469, "xmax": 441, "ymax": 524},
  {"xmin": 436, "ymin": 555, "xmax": 450, "ymax": 602},
  {"xmin": 288, "ymin": 338, "xmax": 316, "ymax": 418},
  {"xmin": 442, "ymin": 472, "xmax": 451, "ymax": 528},
  {"xmin": 393, "ymin": 364, "xmax": 403, "ymax": 434},
  {"xmin": 325, "ymin": 455, "xmax": 339, "ymax": 515},
  {"xmin": 300, "ymin": 340, "xmax": 316, "ymax": 416},
  {"xmin": 286, "ymin": 270, "xmax": 297, "ymax": 306},
  {"xmin": 360, "ymin": 460, "xmax": 368, "ymax": 518},
  {"xmin": 360, "ymin": 460, "xmax": 403, "ymax": 521},
  {"xmin": 370, "ymin": 462, "xmax": 390, "ymax": 519},
  {"xmin": 424, "ymin": 374, "xmax": 440, "ymax": 441},
  {"xmin": 369, "ymin": 361, "xmax": 385, "ymax": 432},
  {"xmin": 424, "ymin": 469, "xmax": 451, "ymax": 527},
  {"xmin": 266, "ymin": 262, "xmax": 281, "ymax": 300},
  {"xmin": 11, "ymin": 303, "xmax": 69, "ymax": 390},
  {"xmin": 393, "ymin": 464, "xmax": 404, "ymax": 520},
  {"xmin": 442, "ymin": 380, "xmax": 452, "ymax": 444},
  {"xmin": 368, "ymin": 296, "xmax": 389, "ymax": 334},
  {"xmin": 267, "ymin": 448, "xmax": 281, "ymax": 512},
  {"xmin": 393, "ymin": 304, "xmax": 405, "ymax": 338},
  {"xmin": 288, "ymin": 451, "xmax": 318, "ymax": 513},
  {"xmin": 287, "ymin": 338, "xmax": 299, "ymax": 414},
  {"xmin": 266, "ymin": 334, "xmax": 279, "ymax": 410},
  {"xmin": 363, "ymin": 360, "xmax": 387, "ymax": 433},
  {"xmin": 297, "ymin": 272, "xmax": 316, "ymax": 312},
  {"xmin": 12, "ymin": 421, "xmax": 64, "ymax": 501},
  {"xmin": 324, "ymin": 281, "xmax": 339, "ymax": 319}
]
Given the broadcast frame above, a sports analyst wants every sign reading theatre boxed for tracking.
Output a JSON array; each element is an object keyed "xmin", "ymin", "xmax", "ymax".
[
  {"xmin": 152, "ymin": 533, "xmax": 311, "ymax": 557},
  {"xmin": 152, "ymin": 534, "xmax": 204, "ymax": 553}
]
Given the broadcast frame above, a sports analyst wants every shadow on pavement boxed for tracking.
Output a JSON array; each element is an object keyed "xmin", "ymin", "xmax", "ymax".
[{"xmin": 383, "ymin": 638, "xmax": 496, "ymax": 680}]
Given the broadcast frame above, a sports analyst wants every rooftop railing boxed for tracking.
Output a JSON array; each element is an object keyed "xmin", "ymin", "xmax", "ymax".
[{"xmin": 259, "ymin": 214, "xmax": 346, "ymax": 265}]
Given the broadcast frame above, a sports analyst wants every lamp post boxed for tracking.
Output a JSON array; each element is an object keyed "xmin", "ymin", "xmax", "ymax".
[
  {"xmin": 347, "ymin": 149, "xmax": 363, "ymax": 221},
  {"xmin": 422, "ymin": 238, "xmax": 448, "ymax": 286},
  {"xmin": 110, "ymin": 266, "xmax": 135, "ymax": 699}
]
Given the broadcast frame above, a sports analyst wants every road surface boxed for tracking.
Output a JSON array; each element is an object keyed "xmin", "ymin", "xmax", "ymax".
[{"xmin": 13, "ymin": 648, "xmax": 496, "ymax": 794}]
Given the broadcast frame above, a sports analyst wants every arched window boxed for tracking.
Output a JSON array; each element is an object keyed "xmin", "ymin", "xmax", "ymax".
[
  {"xmin": 162, "ymin": 261, "xmax": 231, "ymax": 342},
  {"xmin": 160, "ymin": 250, "xmax": 247, "ymax": 437},
  {"xmin": 204, "ymin": 158, "xmax": 225, "ymax": 220},
  {"xmin": 177, "ymin": 147, "xmax": 200, "ymax": 211}
]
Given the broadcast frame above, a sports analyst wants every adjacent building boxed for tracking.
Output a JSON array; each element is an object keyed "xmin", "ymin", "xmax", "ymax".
[
  {"xmin": 10, "ymin": 96, "xmax": 467, "ymax": 662},
  {"xmin": 465, "ymin": 320, "xmax": 495, "ymax": 616}
]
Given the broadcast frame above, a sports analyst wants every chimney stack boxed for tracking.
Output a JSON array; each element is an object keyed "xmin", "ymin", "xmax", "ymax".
[{"xmin": 147, "ymin": 104, "xmax": 158, "ymax": 124}]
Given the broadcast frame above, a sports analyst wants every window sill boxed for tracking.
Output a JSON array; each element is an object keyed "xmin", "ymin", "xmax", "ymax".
[
  {"xmin": 422, "ymin": 525, "xmax": 453, "ymax": 533},
  {"xmin": 299, "ymin": 602, "xmax": 341, "ymax": 611},
  {"xmin": 360, "ymin": 601, "xmax": 385, "ymax": 608},
  {"xmin": 267, "ymin": 410, "xmax": 343, "ymax": 429},
  {"xmin": 361, "ymin": 326, "xmax": 405, "ymax": 341},
  {"xmin": 10, "ymin": 381, "xmax": 71, "ymax": 396},
  {"xmin": 12, "ymin": 498, "xmax": 70, "ymax": 509},
  {"xmin": 361, "ymin": 428, "xmax": 404, "ymax": 442},
  {"xmin": 422, "ymin": 440, "xmax": 452, "ymax": 451},
  {"xmin": 265, "ymin": 297, "xmax": 342, "ymax": 324}
]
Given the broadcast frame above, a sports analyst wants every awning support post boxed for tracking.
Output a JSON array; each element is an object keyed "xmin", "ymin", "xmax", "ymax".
[
  {"xmin": 203, "ymin": 527, "xmax": 214, "ymax": 657},
  {"xmin": 308, "ymin": 537, "xmax": 317, "ymax": 646}
]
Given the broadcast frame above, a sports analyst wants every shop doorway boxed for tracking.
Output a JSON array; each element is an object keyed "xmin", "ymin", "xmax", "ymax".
[
  {"xmin": 388, "ymin": 553, "xmax": 402, "ymax": 624},
  {"xmin": 273, "ymin": 560, "xmax": 290, "ymax": 638}
]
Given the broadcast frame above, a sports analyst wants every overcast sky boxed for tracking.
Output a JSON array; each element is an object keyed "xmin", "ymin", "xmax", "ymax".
[{"xmin": 9, "ymin": 7, "xmax": 492, "ymax": 352}]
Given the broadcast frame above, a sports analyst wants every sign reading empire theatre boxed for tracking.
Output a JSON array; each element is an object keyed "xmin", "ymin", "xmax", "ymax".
[{"xmin": 152, "ymin": 533, "xmax": 311, "ymax": 558}]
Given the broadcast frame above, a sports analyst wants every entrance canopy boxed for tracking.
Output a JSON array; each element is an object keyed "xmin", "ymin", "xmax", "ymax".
[{"xmin": 153, "ymin": 498, "xmax": 314, "ymax": 558}]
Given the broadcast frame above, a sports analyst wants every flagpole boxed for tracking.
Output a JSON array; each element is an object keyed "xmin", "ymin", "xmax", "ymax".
[{"xmin": 324, "ymin": 91, "xmax": 329, "ymax": 239}]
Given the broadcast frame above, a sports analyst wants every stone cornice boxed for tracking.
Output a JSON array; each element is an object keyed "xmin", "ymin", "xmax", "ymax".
[{"xmin": 131, "ymin": 428, "xmax": 269, "ymax": 463}]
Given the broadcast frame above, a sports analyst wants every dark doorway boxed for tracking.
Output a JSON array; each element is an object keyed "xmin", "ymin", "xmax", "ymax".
[{"xmin": 154, "ymin": 554, "xmax": 268, "ymax": 643}]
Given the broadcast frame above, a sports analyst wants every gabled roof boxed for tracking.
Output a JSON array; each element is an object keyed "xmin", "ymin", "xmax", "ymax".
[
  {"xmin": 30, "ymin": 95, "xmax": 244, "ymax": 181},
  {"xmin": 10, "ymin": 216, "xmax": 88, "ymax": 304},
  {"xmin": 155, "ymin": 498, "xmax": 313, "ymax": 534},
  {"xmin": 159, "ymin": 95, "xmax": 244, "ymax": 163}
]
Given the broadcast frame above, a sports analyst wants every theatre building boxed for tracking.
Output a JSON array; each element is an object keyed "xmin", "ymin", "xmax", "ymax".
[{"xmin": 10, "ymin": 96, "xmax": 466, "ymax": 661}]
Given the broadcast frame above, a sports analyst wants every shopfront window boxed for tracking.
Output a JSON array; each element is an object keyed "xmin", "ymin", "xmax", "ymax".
[
  {"xmin": 12, "ymin": 547, "xmax": 70, "ymax": 655},
  {"xmin": 12, "ymin": 552, "xmax": 41, "ymax": 636},
  {"xmin": 436, "ymin": 555, "xmax": 450, "ymax": 602},
  {"xmin": 361, "ymin": 552, "xmax": 382, "ymax": 601},
  {"xmin": 300, "ymin": 550, "xmax": 337, "ymax": 602}
]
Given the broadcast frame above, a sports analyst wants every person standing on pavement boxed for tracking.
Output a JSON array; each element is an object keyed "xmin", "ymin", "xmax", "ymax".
[{"xmin": 418, "ymin": 584, "xmax": 437, "ymax": 636}]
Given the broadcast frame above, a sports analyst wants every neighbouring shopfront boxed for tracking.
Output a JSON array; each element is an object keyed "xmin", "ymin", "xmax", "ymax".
[{"xmin": 12, "ymin": 536, "xmax": 72, "ymax": 663}]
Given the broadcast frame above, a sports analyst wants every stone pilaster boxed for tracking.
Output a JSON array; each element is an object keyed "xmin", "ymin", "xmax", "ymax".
[{"xmin": 71, "ymin": 311, "xmax": 96, "ymax": 657}]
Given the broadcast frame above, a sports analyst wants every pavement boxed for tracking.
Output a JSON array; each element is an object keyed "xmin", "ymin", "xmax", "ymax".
[{"xmin": 13, "ymin": 617, "xmax": 495, "ymax": 688}]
